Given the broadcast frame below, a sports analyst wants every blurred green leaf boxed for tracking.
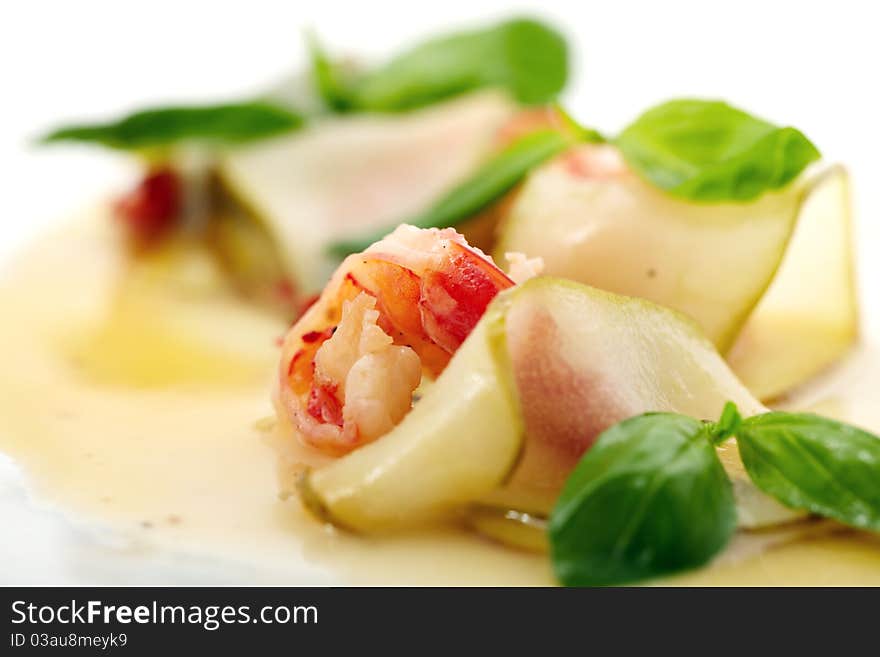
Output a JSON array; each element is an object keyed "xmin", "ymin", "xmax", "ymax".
[
  {"xmin": 41, "ymin": 102, "xmax": 303, "ymax": 150},
  {"xmin": 347, "ymin": 17, "xmax": 569, "ymax": 112}
]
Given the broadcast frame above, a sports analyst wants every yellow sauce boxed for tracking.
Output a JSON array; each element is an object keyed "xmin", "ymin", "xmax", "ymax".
[{"xmin": 1, "ymin": 215, "xmax": 878, "ymax": 585}]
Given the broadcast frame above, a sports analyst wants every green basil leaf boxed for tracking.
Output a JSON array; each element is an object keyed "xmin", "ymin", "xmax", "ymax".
[
  {"xmin": 307, "ymin": 32, "xmax": 355, "ymax": 113},
  {"xmin": 738, "ymin": 412, "xmax": 880, "ymax": 531},
  {"xmin": 616, "ymin": 99, "xmax": 820, "ymax": 202},
  {"xmin": 327, "ymin": 128, "xmax": 572, "ymax": 257},
  {"xmin": 708, "ymin": 401, "xmax": 744, "ymax": 445},
  {"xmin": 348, "ymin": 17, "xmax": 568, "ymax": 112},
  {"xmin": 552, "ymin": 103, "xmax": 606, "ymax": 144},
  {"xmin": 41, "ymin": 102, "xmax": 303, "ymax": 150},
  {"xmin": 549, "ymin": 413, "xmax": 736, "ymax": 586}
]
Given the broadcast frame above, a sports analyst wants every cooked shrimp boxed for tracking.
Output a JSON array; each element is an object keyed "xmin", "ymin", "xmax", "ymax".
[
  {"xmin": 504, "ymin": 252, "xmax": 544, "ymax": 284},
  {"xmin": 276, "ymin": 224, "xmax": 515, "ymax": 455}
]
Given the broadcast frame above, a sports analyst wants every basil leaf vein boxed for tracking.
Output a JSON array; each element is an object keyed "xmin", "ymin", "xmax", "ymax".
[
  {"xmin": 549, "ymin": 413, "xmax": 736, "ymax": 586},
  {"xmin": 616, "ymin": 99, "xmax": 820, "ymax": 202},
  {"xmin": 737, "ymin": 412, "xmax": 880, "ymax": 531},
  {"xmin": 41, "ymin": 102, "xmax": 303, "ymax": 150}
]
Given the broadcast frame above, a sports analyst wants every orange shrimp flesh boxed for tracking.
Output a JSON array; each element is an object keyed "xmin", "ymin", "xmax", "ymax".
[{"xmin": 276, "ymin": 225, "xmax": 514, "ymax": 456}]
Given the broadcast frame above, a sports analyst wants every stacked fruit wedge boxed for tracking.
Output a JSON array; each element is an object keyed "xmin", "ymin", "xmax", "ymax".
[
  {"xmin": 326, "ymin": 99, "xmax": 858, "ymax": 402},
  {"xmin": 298, "ymin": 276, "xmax": 791, "ymax": 533},
  {"xmin": 497, "ymin": 148, "xmax": 857, "ymax": 401}
]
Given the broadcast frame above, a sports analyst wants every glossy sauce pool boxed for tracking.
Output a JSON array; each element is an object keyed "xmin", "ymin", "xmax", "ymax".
[{"xmin": 1, "ymin": 215, "xmax": 879, "ymax": 585}]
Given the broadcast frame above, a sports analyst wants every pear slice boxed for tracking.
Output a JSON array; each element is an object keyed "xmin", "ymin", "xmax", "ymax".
[
  {"xmin": 465, "ymin": 505, "xmax": 549, "ymax": 552},
  {"xmin": 487, "ymin": 278, "xmax": 774, "ymax": 511},
  {"xmin": 297, "ymin": 306, "xmax": 523, "ymax": 532},
  {"xmin": 219, "ymin": 91, "xmax": 516, "ymax": 294},
  {"xmin": 727, "ymin": 165, "xmax": 858, "ymax": 399},
  {"xmin": 472, "ymin": 278, "xmax": 803, "ymax": 547},
  {"xmin": 495, "ymin": 144, "xmax": 808, "ymax": 352}
]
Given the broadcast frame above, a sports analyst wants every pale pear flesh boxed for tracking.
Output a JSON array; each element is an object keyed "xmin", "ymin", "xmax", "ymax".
[
  {"xmin": 299, "ymin": 309, "xmax": 523, "ymax": 532},
  {"xmin": 496, "ymin": 145, "xmax": 804, "ymax": 351},
  {"xmin": 220, "ymin": 91, "xmax": 517, "ymax": 294},
  {"xmin": 727, "ymin": 165, "xmax": 858, "ymax": 400},
  {"xmin": 490, "ymin": 278, "xmax": 788, "ymax": 524}
]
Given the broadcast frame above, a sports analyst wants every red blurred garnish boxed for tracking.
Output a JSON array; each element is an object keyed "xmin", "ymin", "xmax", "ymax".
[{"xmin": 114, "ymin": 168, "xmax": 181, "ymax": 245}]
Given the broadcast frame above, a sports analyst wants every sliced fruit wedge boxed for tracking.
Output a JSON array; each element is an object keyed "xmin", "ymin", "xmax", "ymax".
[
  {"xmin": 297, "ymin": 306, "xmax": 523, "ymax": 531},
  {"xmin": 727, "ymin": 165, "xmax": 858, "ymax": 399},
  {"xmin": 495, "ymin": 146, "xmax": 857, "ymax": 399},
  {"xmin": 495, "ymin": 144, "xmax": 806, "ymax": 351},
  {"xmin": 465, "ymin": 506, "xmax": 549, "ymax": 552},
  {"xmin": 473, "ymin": 278, "xmax": 805, "ymax": 547},
  {"xmin": 487, "ymin": 278, "xmax": 772, "ymax": 511},
  {"xmin": 219, "ymin": 91, "xmax": 516, "ymax": 294}
]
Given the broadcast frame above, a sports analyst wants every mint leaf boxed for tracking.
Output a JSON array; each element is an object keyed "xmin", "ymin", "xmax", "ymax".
[
  {"xmin": 327, "ymin": 128, "xmax": 572, "ymax": 256},
  {"xmin": 347, "ymin": 17, "xmax": 568, "ymax": 112},
  {"xmin": 737, "ymin": 412, "xmax": 880, "ymax": 532},
  {"xmin": 549, "ymin": 413, "xmax": 736, "ymax": 586},
  {"xmin": 41, "ymin": 102, "xmax": 303, "ymax": 150},
  {"xmin": 616, "ymin": 99, "xmax": 820, "ymax": 202}
]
